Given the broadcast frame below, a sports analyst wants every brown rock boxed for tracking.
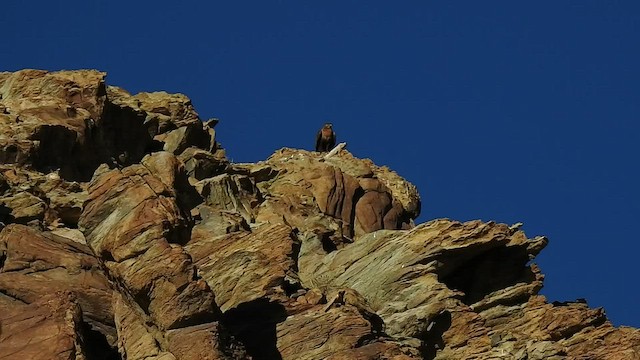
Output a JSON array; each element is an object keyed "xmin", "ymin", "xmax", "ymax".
[
  {"xmin": 0, "ymin": 191, "xmax": 46, "ymax": 223},
  {"xmin": 0, "ymin": 69, "xmax": 107, "ymax": 180},
  {"xmin": 191, "ymin": 205, "xmax": 249, "ymax": 238},
  {"xmin": 0, "ymin": 165, "xmax": 87, "ymax": 228},
  {"xmin": 0, "ymin": 291, "xmax": 87, "ymax": 360},
  {"xmin": 2, "ymin": 68, "xmax": 640, "ymax": 360},
  {"xmin": 254, "ymin": 148, "xmax": 418, "ymax": 242},
  {"xmin": 166, "ymin": 323, "xmax": 249, "ymax": 360},
  {"xmin": 299, "ymin": 219, "xmax": 547, "ymax": 339},
  {"xmin": 113, "ymin": 293, "xmax": 176, "ymax": 360},
  {"xmin": 196, "ymin": 174, "xmax": 261, "ymax": 223},
  {"xmin": 178, "ymin": 146, "xmax": 229, "ymax": 180},
  {"xmin": 185, "ymin": 223, "xmax": 298, "ymax": 312},
  {"xmin": 326, "ymin": 341, "xmax": 422, "ymax": 360},
  {"xmin": 79, "ymin": 152, "xmax": 218, "ymax": 330},
  {"xmin": 163, "ymin": 123, "xmax": 212, "ymax": 155},
  {"xmin": 0, "ymin": 224, "xmax": 116, "ymax": 344},
  {"xmin": 276, "ymin": 303, "xmax": 383, "ymax": 360},
  {"xmin": 131, "ymin": 91, "xmax": 201, "ymax": 131}
]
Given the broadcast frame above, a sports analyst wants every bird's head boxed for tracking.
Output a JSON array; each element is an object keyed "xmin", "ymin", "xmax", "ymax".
[{"xmin": 323, "ymin": 123, "xmax": 333, "ymax": 129}]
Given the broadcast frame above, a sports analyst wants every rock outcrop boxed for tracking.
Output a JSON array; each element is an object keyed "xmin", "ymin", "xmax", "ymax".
[
  {"xmin": 0, "ymin": 291, "xmax": 89, "ymax": 360},
  {"xmin": 0, "ymin": 69, "xmax": 638, "ymax": 360}
]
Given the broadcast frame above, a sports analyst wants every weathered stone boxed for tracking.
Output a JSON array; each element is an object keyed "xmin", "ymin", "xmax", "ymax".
[
  {"xmin": 0, "ymin": 165, "xmax": 87, "ymax": 228},
  {"xmin": 0, "ymin": 291, "xmax": 87, "ymax": 360},
  {"xmin": 190, "ymin": 205, "xmax": 249, "ymax": 240},
  {"xmin": 113, "ymin": 293, "xmax": 176, "ymax": 360},
  {"xmin": 0, "ymin": 191, "xmax": 46, "ymax": 223},
  {"xmin": 0, "ymin": 69, "xmax": 107, "ymax": 180},
  {"xmin": 1, "ymin": 69, "xmax": 639, "ymax": 360},
  {"xmin": 275, "ymin": 303, "xmax": 381, "ymax": 360},
  {"xmin": 185, "ymin": 223, "xmax": 298, "ymax": 312},
  {"xmin": 163, "ymin": 123, "xmax": 211, "ymax": 155},
  {"xmin": 131, "ymin": 91, "xmax": 201, "ymax": 131},
  {"xmin": 166, "ymin": 323, "xmax": 249, "ymax": 360},
  {"xmin": 196, "ymin": 174, "xmax": 261, "ymax": 223},
  {"xmin": 326, "ymin": 341, "xmax": 422, "ymax": 360},
  {"xmin": 79, "ymin": 152, "xmax": 218, "ymax": 331},
  {"xmin": 178, "ymin": 146, "xmax": 228, "ymax": 180},
  {"xmin": 0, "ymin": 224, "xmax": 115, "ymax": 344},
  {"xmin": 254, "ymin": 148, "xmax": 417, "ymax": 242},
  {"xmin": 298, "ymin": 219, "xmax": 546, "ymax": 339}
]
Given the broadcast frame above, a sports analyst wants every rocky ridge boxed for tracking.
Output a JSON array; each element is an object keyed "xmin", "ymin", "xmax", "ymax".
[{"xmin": 0, "ymin": 69, "xmax": 638, "ymax": 360}]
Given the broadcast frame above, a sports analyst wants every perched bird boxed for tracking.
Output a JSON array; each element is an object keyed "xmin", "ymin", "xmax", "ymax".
[{"xmin": 315, "ymin": 123, "xmax": 336, "ymax": 152}]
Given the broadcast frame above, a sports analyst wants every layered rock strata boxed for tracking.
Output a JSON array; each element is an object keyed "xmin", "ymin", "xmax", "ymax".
[{"xmin": 0, "ymin": 69, "xmax": 638, "ymax": 360}]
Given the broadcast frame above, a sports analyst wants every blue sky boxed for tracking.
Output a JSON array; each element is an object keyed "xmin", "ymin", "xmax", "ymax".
[{"xmin": 3, "ymin": 1, "xmax": 639, "ymax": 327}]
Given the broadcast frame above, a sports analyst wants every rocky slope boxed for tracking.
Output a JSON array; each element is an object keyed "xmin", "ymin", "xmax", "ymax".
[{"xmin": 0, "ymin": 69, "xmax": 638, "ymax": 360}]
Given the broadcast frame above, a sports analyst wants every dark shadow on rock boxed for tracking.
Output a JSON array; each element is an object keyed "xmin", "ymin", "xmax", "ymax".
[
  {"xmin": 0, "ymin": 204, "xmax": 12, "ymax": 225},
  {"xmin": 347, "ymin": 186, "xmax": 365, "ymax": 238},
  {"xmin": 81, "ymin": 321, "xmax": 121, "ymax": 360},
  {"xmin": 437, "ymin": 245, "xmax": 535, "ymax": 305},
  {"xmin": 320, "ymin": 231, "xmax": 338, "ymax": 253},
  {"xmin": 221, "ymin": 298, "xmax": 287, "ymax": 360},
  {"xmin": 355, "ymin": 310, "xmax": 387, "ymax": 347},
  {"xmin": 421, "ymin": 311, "xmax": 452, "ymax": 360}
]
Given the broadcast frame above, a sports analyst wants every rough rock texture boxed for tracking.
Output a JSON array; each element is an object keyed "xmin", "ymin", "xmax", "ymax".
[
  {"xmin": 237, "ymin": 148, "xmax": 420, "ymax": 254},
  {"xmin": 185, "ymin": 223, "xmax": 297, "ymax": 312},
  {"xmin": 0, "ymin": 291, "xmax": 88, "ymax": 360},
  {"xmin": 0, "ymin": 69, "xmax": 638, "ymax": 359},
  {"xmin": 0, "ymin": 224, "xmax": 116, "ymax": 345},
  {"xmin": 78, "ymin": 152, "xmax": 222, "ymax": 347}
]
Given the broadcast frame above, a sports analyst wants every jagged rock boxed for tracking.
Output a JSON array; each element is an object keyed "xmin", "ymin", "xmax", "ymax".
[
  {"xmin": 163, "ymin": 123, "xmax": 212, "ymax": 155},
  {"xmin": 113, "ymin": 293, "xmax": 177, "ymax": 360},
  {"xmin": 191, "ymin": 205, "xmax": 249, "ymax": 238},
  {"xmin": 0, "ymin": 165, "xmax": 87, "ymax": 228},
  {"xmin": 0, "ymin": 191, "xmax": 46, "ymax": 223},
  {"xmin": 0, "ymin": 224, "xmax": 116, "ymax": 345},
  {"xmin": 185, "ymin": 223, "xmax": 298, "ymax": 312},
  {"xmin": 166, "ymin": 322, "xmax": 249, "ymax": 360},
  {"xmin": 178, "ymin": 146, "xmax": 229, "ymax": 180},
  {"xmin": 326, "ymin": 341, "xmax": 422, "ymax": 360},
  {"xmin": 107, "ymin": 87, "xmax": 223, "ymax": 158},
  {"xmin": 2, "ymin": 69, "xmax": 639, "ymax": 360},
  {"xmin": 276, "ymin": 303, "xmax": 389, "ymax": 360},
  {"xmin": 196, "ymin": 174, "xmax": 261, "ymax": 223},
  {"xmin": 253, "ymin": 148, "xmax": 418, "ymax": 242},
  {"xmin": 0, "ymin": 70, "xmax": 226, "ymax": 182},
  {"xmin": 114, "ymin": 291, "xmax": 248, "ymax": 360},
  {"xmin": 298, "ymin": 219, "xmax": 546, "ymax": 339},
  {"xmin": 0, "ymin": 291, "xmax": 88, "ymax": 360},
  {"xmin": 0, "ymin": 69, "xmax": 107, "ymax": 180},
  {"xmin": 45, "ymin": 188, "xmax": 85, "ymax": 226},
  {"xmin": 79, "ymin": 152, "xmax": 218, "ymax": 331},
  {"xmin": 50, "ymin": 227, "xmax": 87, "ymax": 244},
  {"xmin": 130, "ymin": 91, "xmax": 201, "ymax": 131}
]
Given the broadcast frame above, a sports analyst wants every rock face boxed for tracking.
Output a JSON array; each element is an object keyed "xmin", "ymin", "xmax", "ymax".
[
  {"xmin": 0, "ymin": 69, "xmax": 639, "ymax": 360},
  {"xmin": 0, "ymin": 291, "xmax": 88, "ymax": 360}
]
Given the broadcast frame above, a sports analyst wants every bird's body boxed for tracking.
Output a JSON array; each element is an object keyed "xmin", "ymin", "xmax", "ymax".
[{"xmin": 315, "ymin": 123, "xmax": 336, "ymax": 152}]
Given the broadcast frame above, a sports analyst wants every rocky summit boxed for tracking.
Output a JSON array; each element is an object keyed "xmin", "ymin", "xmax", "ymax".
[{"xmin": 0, "ymin": 69, "xmax": 638, "ymax": 360}]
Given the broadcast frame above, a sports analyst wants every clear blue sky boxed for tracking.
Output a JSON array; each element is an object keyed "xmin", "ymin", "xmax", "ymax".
[{"xmin": 3, "ymin": 1, "xmax": 639, "ymax": 327}]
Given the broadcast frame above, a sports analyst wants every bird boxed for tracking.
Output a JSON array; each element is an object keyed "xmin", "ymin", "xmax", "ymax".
[{"xmin": 315, "ymin": 123, "xmax": 336, "ymax": 152}]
